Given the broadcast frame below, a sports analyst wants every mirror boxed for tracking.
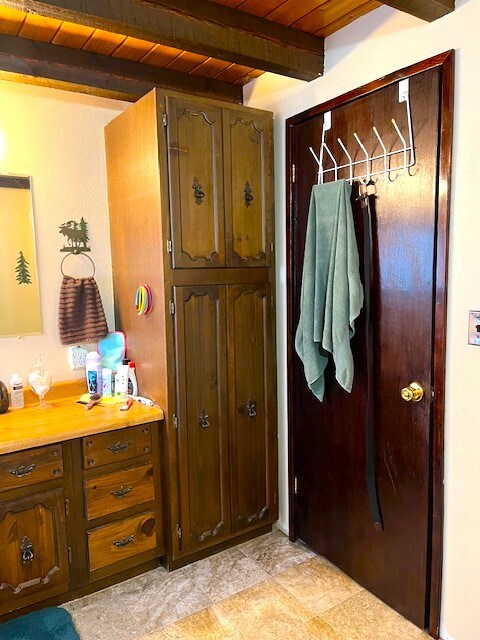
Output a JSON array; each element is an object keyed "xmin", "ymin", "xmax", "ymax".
[{"xmin": 0, "ymin": 175, "xmax": 42, "ymax": 337}]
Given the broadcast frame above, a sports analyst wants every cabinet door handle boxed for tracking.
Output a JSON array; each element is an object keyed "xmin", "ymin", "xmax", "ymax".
[
  {"xmin": 111, "ymin": 485, "xmax": 133, "ymax": 499},
  {"xmin": 107, "ymin": 442, "xmax": 130, "ymax": 454},
  {"xmin": 198, "ymin": 409, "xmax": 210, "ymax": 430},
  {"xmin": 246, "ymin": 398, "xmax": 257, "ymax": 419},
  {"xmin": 9, "ymin": 464, "xmax": 36, "ymax": 478},
  {"xmin": 244, "ymin": 181, "xmax": 254, "ymax": 207},
  {"xmin": 113, "ymin": 535, "xmax": 134, "ymax": 548},
  {"xmin": 20, "ymin": 536, "xmax": 34, "ymax": 564},
  {"xmin": 192, "ymin": 177, "xmax": 205, "ymax": 205}
]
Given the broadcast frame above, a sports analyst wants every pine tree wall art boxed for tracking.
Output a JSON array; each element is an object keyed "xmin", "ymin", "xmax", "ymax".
[{"xmin": 0, "ymin": 175, "xmax": 42, "ymax": 337}]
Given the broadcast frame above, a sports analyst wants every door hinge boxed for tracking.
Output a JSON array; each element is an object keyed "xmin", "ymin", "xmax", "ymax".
[
  {"xmin": 166, "ymin": 239, "xmax": 172, "ymax": 254},
  {"xmin": 292, "ymin": 163, "xmax": 296, "ymax": 183},
  {"xmin": 431, "ymin": 388, "xmax": 435, "ymax": 400},
  {"xmin": 271, "ymin": 295, "xmax": 274, "ymax": 308},
  {"xmin": 294, "ymin": 476, "xmax": 298, "ymax": 495},
  {"xmin": 162, "ymin": 113, "xmax": 168, "ymax": 128},
  {"xmin": 270, "ymin": 241, "xmax": 274, "ymax": 254},
  {"xmin": 64, "ymin": 499, "xmax": 70, "ymax": 518},
  {"xmin": 68, "ymin": 546, "xmax": 73, "ymax": 564},
  {"xmin": 173, "ymin": 413, "xmax": 178, "ymax": 430},
  {"xmin": 169, "ymin": 301, "xmax": 175, "ymax": 315},
  {"xmin": 175, "ymin": 524, "xmax": 182, "ymax": 540}
]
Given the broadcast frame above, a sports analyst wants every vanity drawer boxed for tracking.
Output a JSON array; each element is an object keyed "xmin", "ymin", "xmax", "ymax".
[
  {"xmin": 82, "ymin": 425, "xmax": 152, "ymax": 469},
  {"xmin": 0, "ymin": 444, "xmax": 63, "ymax": 492},
  {"xmin": 84, "ymin": 463, "xmax": 155, "ymax": 520},
  {"xmin": 87, "ymin": 511, "xmax": 157, "ymax": 572}
]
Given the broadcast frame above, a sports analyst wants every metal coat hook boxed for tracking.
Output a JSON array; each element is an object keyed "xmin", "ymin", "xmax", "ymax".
[{"xmin": 309, "ymin": 77, "xmax": 415, "ymax": 185}]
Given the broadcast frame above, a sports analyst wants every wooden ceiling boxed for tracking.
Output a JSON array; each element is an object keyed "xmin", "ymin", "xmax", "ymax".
[{"xmin": 0, "ymin": 0, "xmax": 454, "ymax": 103}]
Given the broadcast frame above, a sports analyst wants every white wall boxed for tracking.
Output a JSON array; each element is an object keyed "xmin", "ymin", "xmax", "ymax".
[
  {"xmin": 243, "ymin": 2, "xmax": 480, "ymax": 639},
  {"xmin": 0, "ymin": 82, "xmax": 128, "ymax": 385}
]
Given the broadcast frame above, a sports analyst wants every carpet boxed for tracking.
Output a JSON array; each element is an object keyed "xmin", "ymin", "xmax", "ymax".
[{"xmin": 0, "ymin": 607, "xmax": 79, "ymax": 640}]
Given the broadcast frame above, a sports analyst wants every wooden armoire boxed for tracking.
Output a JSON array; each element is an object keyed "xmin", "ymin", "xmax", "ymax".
[{"xmin": 105, "ymin": 89, "xmax": 277, "ymax": 568}]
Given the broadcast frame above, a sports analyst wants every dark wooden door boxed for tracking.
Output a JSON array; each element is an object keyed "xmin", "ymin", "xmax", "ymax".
[
  {"xmin": 288, "ymin": 60, "xmax": 451, "ymax": 632},
  {"xmin": 223, "ymin": 108, "xmax": 273, "ymax": 267},
  {"xmin": 0, "ymin": 488, "xmax": 69, "ymax": 607},
  {"xmin": 227, "ymin": 283, "xmax": 277, "ymax": 531},
  {"xmin": 167, "ymin": 96, "xmax": 225, "ymax": 268},
  {"xmin": 174, "ymin": 285, "xmax": 231, "ymax": 553}
]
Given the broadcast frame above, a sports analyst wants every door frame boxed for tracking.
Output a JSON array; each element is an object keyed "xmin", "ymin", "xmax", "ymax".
[{"xmin": 285, "ymin": 50, "xmax": 454, "ymax": 638}]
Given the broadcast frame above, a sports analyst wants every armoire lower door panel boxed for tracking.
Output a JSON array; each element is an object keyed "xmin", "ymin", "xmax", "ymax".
[
  {"xmin": 166, "ymin": 96, "xmax": 225, "ymax": 268},
  {"xmin": 223, "ymin": 108, "xmax": 273, "ymax": 268},
  {"xmin": 174, "ymin": 285, "xmax": 231, "ymax": 553},
  {"xmin": 227, "ymin": 283, "xmax": 275, "ymax": 532}
]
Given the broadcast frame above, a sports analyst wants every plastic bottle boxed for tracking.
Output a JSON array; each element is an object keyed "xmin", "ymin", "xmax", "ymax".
[
  {"xmin": 115, "ymin": 364, "xmax": 129, "ymax": 399},
  {"xmin": 85, "ymin": 352, "xmax": 102, "ymax": 396},
  {"xmin": 127, "ymin": 362, "xmax": 138, "ymax": 396},
  {"xmin": 9, "ymin": 374, "xmax": 25, "ymax": 409},
  {"xmin": 102, "ymin": 368, "xmax": 113, "ymax": 397}
]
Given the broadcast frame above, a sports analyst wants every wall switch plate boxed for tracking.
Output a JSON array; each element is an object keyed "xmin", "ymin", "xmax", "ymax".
[{"xmin": 68, "ymin": 345, "xmax": 88, "ymax": 370}]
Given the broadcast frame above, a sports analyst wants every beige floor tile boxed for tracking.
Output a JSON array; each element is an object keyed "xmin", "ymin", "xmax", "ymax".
[
  {"xmin": 274, "ymin": 557, "xmax": 363, "ymax": 615},
  {"xmin": 305, "ymin": 617, "xmax": 349, "ymax": 639},
  {"xmin": 145, "ymin": 607, "xmax": 242, "ymax": 639},
  {"xmin": 238, "ymin": 528, "xmax": 316, "ymax": 575},
  {"xmin": 62, "ymin": 586, "xmax": 143, "ymax": 640},
  {"xmin": 213, "ymin": 579, "xmax": 315, "ymax": 639},
  {"xmin": 182, "ymin": 547, "xmax": 270, "ymax": 603},
  {"xmin": 115, "ymin": 566, "xmax": 212, "ymax": 633},
  {"xmin": 321, "ymin": 590, "xmax": 423, "ymax": 640}
]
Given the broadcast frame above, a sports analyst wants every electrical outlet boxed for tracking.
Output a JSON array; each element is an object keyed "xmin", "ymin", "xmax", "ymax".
[{"xmin": 68, "ymin": 345, "xmax": 88, "ymax": 371}]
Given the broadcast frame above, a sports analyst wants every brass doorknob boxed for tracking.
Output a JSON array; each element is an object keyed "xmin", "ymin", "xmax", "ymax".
[{"xmin": 400, "ymin": 382, "xmax": 424, "ymax": 402}]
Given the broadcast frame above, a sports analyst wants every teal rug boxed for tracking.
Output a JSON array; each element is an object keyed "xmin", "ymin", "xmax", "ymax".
[{"xmin": 0, "ymin": 607, "xmax": 79, "ymax": 640}]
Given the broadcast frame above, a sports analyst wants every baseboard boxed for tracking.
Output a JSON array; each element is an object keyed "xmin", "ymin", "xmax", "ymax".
[{"xmin": 440, "ymin": 625, "xmax": 456, "ymax": 640}]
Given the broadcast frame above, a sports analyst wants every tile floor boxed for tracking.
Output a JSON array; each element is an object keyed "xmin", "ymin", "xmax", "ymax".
[{"xmin": 63, "ymin": 528, "xmax": 429, "ymax": 640}]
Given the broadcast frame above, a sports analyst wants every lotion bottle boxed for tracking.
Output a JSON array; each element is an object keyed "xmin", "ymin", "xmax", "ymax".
[{"xmin": 9, "ymin": 374, "xmax": 24, "ymax": 409}]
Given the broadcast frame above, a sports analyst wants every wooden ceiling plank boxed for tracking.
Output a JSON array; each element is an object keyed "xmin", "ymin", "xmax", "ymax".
[
  {"xmin": 18, "ymin": 13, "xmax": 62, "ymax": 41},
  {"xmin": 233, "ymin": 0, "xmax": 287, "ymax": 18},
  {"xmin": 233, "ymin": 67, "xmax": 264, "ymax": 84},
  {"xmin": 111, "ymin": 36, "xmax": 157, "ymax": 62},
  {"xmin": 265, "ymin": 0, "xmax": 330, "ymax": 26},
  {"xmin": 166, "ymin": 50, "xmax": 209, "ymax": 74},
  {"xmin": 0, "ymin": 31, "xmax": 243, "ymax": 102},
  {"xmin": 380, "ymin": 0, "xmax": 454, "ymax": 21},
  {"xmin": 212, "ymin": 62, "xmax": 255, "ymax": 83},
  {"xmin": 0, "ymin": 0, "xmax": 324, "ymax": 80},
  {"xmin": 188, "ymin": 57, "xmax": 232, "ymax": 79},
  {"xmin": 140, "ymin": 43, "xmax": 183, "ymax": 67},
  {"xmin": 82, "ymin": 29, "xmax": 126, "ymax": 55},
  {"xmin": 52, "ymin": 20, "xmax": 94, "ymax": 47},
  {"xmin": 320, "ymin": 0, "xmax": 381, "ymax": 36},
  {"xmin": 293, "ymin": 0, "xmax": 371, "ymax": 34},
  {"xmin": 0, "ymin": 6, "xmax": 26, "ymax": 34}
]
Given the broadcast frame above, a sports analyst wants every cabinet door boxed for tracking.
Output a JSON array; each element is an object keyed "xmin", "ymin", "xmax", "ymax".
[
  {"xmin": 227, "ymin": 284, "xmax": 277, "ymax": 532},
  {"xmin": 0, "ymin": 488, "xmax": 69, "ymax": 608},
  {"xmin": 224, "ymin": 109, "xmax": 274, "ymax": 267},
  {"xmin": 174, "ymin": 285, "xmax": 230, "ymax": 553},
  {"xmin": 167, "ymin": 97, "xmax": 225, "ymax": 268}
]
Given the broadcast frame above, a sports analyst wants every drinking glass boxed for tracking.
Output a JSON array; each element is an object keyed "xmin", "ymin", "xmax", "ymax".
[{"xmin": 28, "ymin": 355, "xmax": 52, "ymax": 409}]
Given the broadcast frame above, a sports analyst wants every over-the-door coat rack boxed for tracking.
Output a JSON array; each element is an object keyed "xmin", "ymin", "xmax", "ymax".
[{"xmin": 309, "ymin": 78, "xmax": 415, "ymax": 184}]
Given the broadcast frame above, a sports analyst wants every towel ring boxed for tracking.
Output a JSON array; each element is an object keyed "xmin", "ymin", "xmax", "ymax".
[{"xmin": 61, "ymin": 251, "xmax": 96, "ymax": 278}]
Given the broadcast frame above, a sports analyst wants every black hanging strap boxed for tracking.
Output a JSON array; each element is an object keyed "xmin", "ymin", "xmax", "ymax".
[{"xmin": 359, "ymin": 184, "xmax": 383, "ymax": 532}]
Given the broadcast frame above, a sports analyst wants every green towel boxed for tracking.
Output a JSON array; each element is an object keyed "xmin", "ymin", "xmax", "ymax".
[
  {"xmin": 0, "ymin": 607, "xmax": 79, "ymax": 640},
  {"xmin": 295, "ymin": 180, "xmax": 363, "ymax": 401}
]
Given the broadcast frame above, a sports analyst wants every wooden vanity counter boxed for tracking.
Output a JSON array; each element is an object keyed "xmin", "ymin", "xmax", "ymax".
[{"xmin": 0, "ymin": 393, "xmax": 164, "ymax": 455}]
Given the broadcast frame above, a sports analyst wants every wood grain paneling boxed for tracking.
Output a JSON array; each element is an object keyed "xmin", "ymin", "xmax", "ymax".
[
  {"xmin": 174, "ymin": 285, "xmax": 231, "ymax": 553},
  {"xmin": 84, "ymin": 463, "xmax": 155, "ymax": 521},
  {"xmin": 87, "ymin": 511, "xmax": 156, "ymax": 572},
  {"xmin": 0, "ymin": 7, "xmax": 26, "ymax": 35},
  {"xmin": 0, "ymin": 445, "xmax": 63, "ymax": 492},
  {"xmin": 81, "ymin": 29, "xmax": 126, "ymax": 55},
  {"xmin": 17, "ymin": 13, "xmax": 61, "ymax": 41},
  {"xmin": 51, "ymin": 21, "xmax": 94, "ymax": 48},
  {"xmin": 0, "ymin": 488, "xmax": 69, "ymax": 608},
  {"xmin": 167, "ymin": 95, "xmax": 226, "ymax": 268}
]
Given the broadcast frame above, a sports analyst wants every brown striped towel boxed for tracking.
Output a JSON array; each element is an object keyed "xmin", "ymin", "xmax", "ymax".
[{"xmin": 58, "ymin": 276, "xmax": 108, "ymax": 346}]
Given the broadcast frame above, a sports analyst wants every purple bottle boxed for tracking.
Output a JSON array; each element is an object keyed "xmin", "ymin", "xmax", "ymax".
[{"xmin": 85, "ymin": 352, "xmax": 103, "ymax": 396}]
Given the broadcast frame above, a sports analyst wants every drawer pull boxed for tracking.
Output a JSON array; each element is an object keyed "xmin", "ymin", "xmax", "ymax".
[
  {"xmin": 113, "ymin": 535, "xmax": 134, "ymax": 548},
  {"xmin": 107, "ymin": 441, "xmax": 130, "ymax": 454},
  {"xmin": 111, "ymin": 485, "xmax": 133, "ymax": 499},
  {"xmin": 20, "ymin": 536, "xmax": 34, "ymax": 564},
  {"xmin": 9, "ymin": 464, "xmax": 36, "ymax": 478},
  {"xmin": 52, "ymin": 467, "xmax": 62, "ymax": 476},
  {"xmin": 246, "ymin": 398, "xmax": 257, "ymax": 419},
  {"xmin": 198, "ymin": 409, "xmax": 210, "ymax": 430}
]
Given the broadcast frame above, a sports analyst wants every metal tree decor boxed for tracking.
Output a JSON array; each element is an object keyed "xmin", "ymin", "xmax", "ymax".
[
  {"xmin": 15, "ymin": 250, "xmax": 32, "ymax": 284},
  {"xmin": 59, "ymin": 217, "xmax": 91, "ymax": 253}
]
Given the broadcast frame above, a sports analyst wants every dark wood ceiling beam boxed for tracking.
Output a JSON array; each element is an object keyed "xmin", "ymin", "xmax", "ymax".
[
  {"xmin": 0, "ymin": 32, "xmax": 243, "ymax": 102},
  {"xmin": 381, "ymin": 0, "xmax": 454, "ymax": 21},
  {"xmin": 0, "ymin": 0, "xmax": 324, "ymax": 81}
]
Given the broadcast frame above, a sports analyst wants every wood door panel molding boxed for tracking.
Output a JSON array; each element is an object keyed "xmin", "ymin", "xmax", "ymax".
[{"xmin": 285, "ymin": 51, "xmax": 453, "ymax": 638}]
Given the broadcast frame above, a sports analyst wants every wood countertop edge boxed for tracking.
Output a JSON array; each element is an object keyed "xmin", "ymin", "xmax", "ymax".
[{"xmin": 0, "ymin": 396, "xmax": 164, "ymax": 456}]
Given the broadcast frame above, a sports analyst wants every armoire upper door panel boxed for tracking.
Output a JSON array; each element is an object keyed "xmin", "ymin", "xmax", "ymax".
[
  {"xmin": 0, "ymin": 488, "xmax": 69, "ymax": 606},
  {"xmin": 167, "ymin": 97, "xmax": 225, "ymax": 268},
  {"xmin": 174, "ymin": 285, "xmax": 230, "ymax": 553},
  {"xmin": 224, "ymin": 109, "xmax": 273, "ymax": 268},
  {"xmin": 227, "ymin": 283, "xmax": 275, "ymax": 531}
]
